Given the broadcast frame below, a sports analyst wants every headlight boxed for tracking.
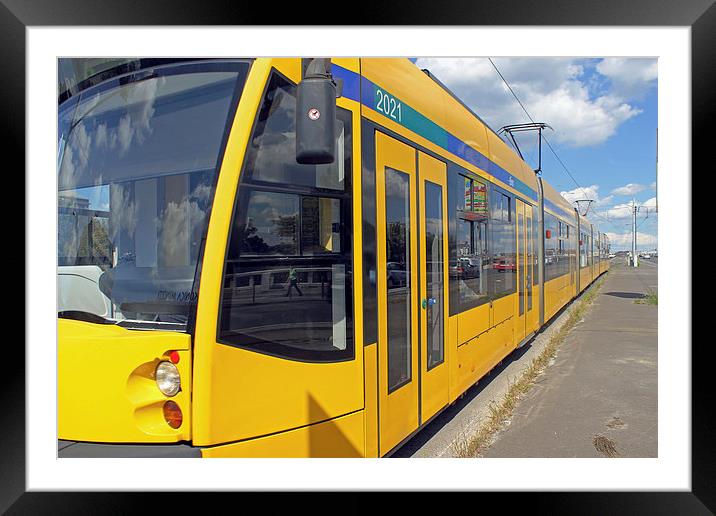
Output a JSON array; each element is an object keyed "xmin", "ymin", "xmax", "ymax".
[{"xmin": 155, "ymin": 361, "xmax": 181, "ymax": 397}]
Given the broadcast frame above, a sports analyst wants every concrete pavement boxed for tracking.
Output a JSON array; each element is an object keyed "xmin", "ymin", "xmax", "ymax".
[
  {"xmin": 482, "ymin": 260, "xmax": 657, "ymax": 457},
  {"xmin": 393, "ymin": 259, "xmax": 657, "ymax": 458}
]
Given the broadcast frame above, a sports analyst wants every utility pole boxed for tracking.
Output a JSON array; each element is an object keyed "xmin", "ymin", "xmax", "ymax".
[{"xmin": 632, "ymin": 199, "xmax": 639, "ymax": 267}]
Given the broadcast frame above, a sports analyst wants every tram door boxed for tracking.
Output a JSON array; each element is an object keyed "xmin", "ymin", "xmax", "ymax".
[
  {"xmin": 515, "ymin": 200, "xmax": 527, "ymax": 345},
  {"xmin": 417, "ymin": 152, "xmax": 449, "ymax": 425},
  {"xmin": 375, "ymin": 132, "xmax": 449, "ymax": 455},
  {"xmin": 524, "ymin": 204, "xmax": 537, "ymax": 335},
  {"xmin": 515, "ymin": 200, "xmax": 537, "ymax": 344}
]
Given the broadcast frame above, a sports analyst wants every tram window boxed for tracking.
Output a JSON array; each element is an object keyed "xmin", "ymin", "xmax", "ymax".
[
  {"xmin": 448, "ymin": 168, "xmax": 490, "ymax": 314},
  {"xmin": 580, "ymin": 232, "xmax": 588, "ymax": 268},
  {"xmin": 217, "ymin": 70, "xmax": 353, "ymax": 362},
  {"xmin": 385, "ymin": 167, "xmax": 412, "ymax": 391},
  {"xmin": 243, "ymin": 71, "xmax": 346, "ymax": 192},
  {"xmin": 532, "ymin": 204, "xmax": 539, "ymax": 286},
  {"xmin": 567, "ymin": 224, "xmax": 576, "ymax": 273},
  {"xmin": 544, "ymin": 213, "xmax": 555, "ymax": 281},
  {"xmin": 361, "ymin": 124, "xmax": 378, "ymax": 345},
  {"xmin": 489, "ymin": 186, "xmax": 516, "ymax": 298},
  {"xmin": 425, "ymin": 181, "xmax": 445, "ymax": 370},
  {"xmin": 544, "ymin": 213, "xmax": 569, "ymax": 281}
]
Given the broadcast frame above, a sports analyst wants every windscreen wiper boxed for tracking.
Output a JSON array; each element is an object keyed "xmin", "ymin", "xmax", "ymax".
[{"xmin": 58, "ymin": 310, "xmax": 116, "ymax": 325}]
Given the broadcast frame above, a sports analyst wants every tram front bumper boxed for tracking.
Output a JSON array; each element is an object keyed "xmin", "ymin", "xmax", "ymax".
[{"xmin": 58, "ymin": 439, "xmax": 201, "ymax": 458}]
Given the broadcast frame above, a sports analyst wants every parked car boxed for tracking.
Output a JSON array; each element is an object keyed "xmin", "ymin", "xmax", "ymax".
[
  {"xmin": 449, "ymin": 258, "xmax": 480, "ymax": 279},
  {"xmin": 387, "ymin": 262, "xmax": 408, "ymax": 287},
  {"xmin": 494, "ymin": 259, "xmax": 516, "ymax": 273}
]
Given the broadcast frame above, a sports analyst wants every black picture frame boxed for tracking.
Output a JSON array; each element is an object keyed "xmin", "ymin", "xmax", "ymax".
[{"xmin": 8, "ymin": 0, "xmax": 708, "ymax": 512}]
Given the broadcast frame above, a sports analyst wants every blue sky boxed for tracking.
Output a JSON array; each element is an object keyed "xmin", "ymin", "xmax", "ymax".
[{"xmin": 413, "ymin": 58, "xmax": 658, "ymax": 250}]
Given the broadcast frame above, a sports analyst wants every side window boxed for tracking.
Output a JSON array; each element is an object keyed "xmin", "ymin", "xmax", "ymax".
[
  {"xmin": 489, "ymin": 186, "xmax": 516, "ymax": 298},
  {"xmin": 532, "ymin": 204, "xmax": 539, "ymax": 286},
  {"xmin": 580, "ymin": 231, "xmax": 588, "ymax": 268},
  {"xmin": 448, "ymin": 168, "xmax": 490, "ymax": 313},
  {"xmin": 217, "ymin": 71, "xmax": 354, "ymax": 362},
  {"xmin": 544, "ymin": 213, "xmax": 558, "ymax": 281}
]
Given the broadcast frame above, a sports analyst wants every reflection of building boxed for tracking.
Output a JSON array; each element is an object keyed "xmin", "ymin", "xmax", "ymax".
[
  {"xmin": 59, "ymin": 193, "xmax": 90, "ymax": 209},
  {"xmin": 58, "ymin": 192, "xmax": 111, "ymax": 267}
]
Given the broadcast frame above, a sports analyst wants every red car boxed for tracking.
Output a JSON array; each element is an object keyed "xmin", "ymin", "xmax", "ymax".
[{"xmin": 494, "ymin": 260, "xmax": 516, "ymax": 272}]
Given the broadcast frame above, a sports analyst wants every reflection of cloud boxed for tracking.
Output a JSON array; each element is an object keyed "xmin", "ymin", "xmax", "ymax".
[
  {"xmin": 58, "ymin": 76, "xmax": 164, "ymax": 191},
  {"xmin": 192, "ymin": 182, "xmax": 212, "ymax": 202},
  {"xmin": 159, "ymin": 198, "xmax": 205, "ymax": 266},
  {"xmin": 252, "ymin": 131, "xmax": 295, "ymax": 181},
  {"xmin": 117, "ymin": 114, "xmax": 133, "ymax": 154},
  {"xmin": 109, "ymin": 185, "xmax": 137, "ymax": 240},
  {"xmin": 58, "ymin": 142, "xmax": 78, "ymax": 190},
  {"xmin": 385, "ymin": 169, "xmax": 409, "ymax": 198}
]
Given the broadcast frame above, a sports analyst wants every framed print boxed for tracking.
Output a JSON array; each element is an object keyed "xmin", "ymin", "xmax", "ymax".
[{"xmin": 7, "ymin": 0, "xmax": 711, "ymax": 512}]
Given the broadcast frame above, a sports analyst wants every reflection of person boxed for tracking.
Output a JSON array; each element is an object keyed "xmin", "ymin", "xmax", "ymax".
[{"xmin": 285, "ymin": 267, "xmax": 303, "ymax": 297}]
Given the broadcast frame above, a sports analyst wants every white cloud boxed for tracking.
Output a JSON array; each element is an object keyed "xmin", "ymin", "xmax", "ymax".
[
  {"xmin": 606, "ymin": 231, "xmax": 657, "ymax": 249},
  {"xmin": 560, "ymin": 185, "xmax": 613, "ymax": 212},
  {"xmin": 611, "ymin": 183, "xmax": 646, "ymax": 196},
  {"xmin": 596, "ymin": 58, "xmax": 658, "ymax": 100},
  {"xmin": 642, "ymin": 197, "xmax": 657, "ymax": 209},
  {"xmin": 414, "ymin": 57, "xmax": 647, "ymax": 148},
  {"xmin": 595, "ymin": 197, "xmax": 658, "ymax": 221},
  {"xmin": 605, "ymin": 203, "xmax": 635, "ymax": 220}
]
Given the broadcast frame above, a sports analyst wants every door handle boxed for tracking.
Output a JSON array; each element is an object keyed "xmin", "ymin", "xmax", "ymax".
[{"xmin": 421, "ymin": 298, "xmax": 436, "ymax": 309}]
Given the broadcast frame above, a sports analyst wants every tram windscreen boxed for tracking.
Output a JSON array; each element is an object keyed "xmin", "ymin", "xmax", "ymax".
[{"xmin": 57, "ymin": 61, "xmax": 249, "ymax": 329}]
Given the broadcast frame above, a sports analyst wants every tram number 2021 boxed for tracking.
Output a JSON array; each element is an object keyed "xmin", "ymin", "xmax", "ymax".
[{"xmin": 375, "ymin": 89, "xmax": 403, "ymax": 123}]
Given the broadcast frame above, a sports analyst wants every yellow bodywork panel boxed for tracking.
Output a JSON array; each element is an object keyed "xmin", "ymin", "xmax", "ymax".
[
  {"xmin": 580, "ymin": 267, "xmax": 593, "ymax": 293},
  {"xmin": 201, "ymin": 410, "xmax": 364, "ymax": 458},
  {"xmin": 191, "ymin": 58, "xmax": 364, "ymax": 448},
  {"xmin": 58, "ymin": 319, "xmax": 192, "ymax": 443},
  {"xmin": 544, "ymin": 274, "xmax": 571, "ymax": 322},
  {"xmin": 363, "ymin": 344, "xmax": 379, "ymax": 458}
]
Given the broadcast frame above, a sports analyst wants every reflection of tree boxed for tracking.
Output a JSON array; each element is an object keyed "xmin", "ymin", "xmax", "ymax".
[
  {"xmin": 77, "ymin": 217, "xmax": 111, "ymax": 266},
  {"xmin": 238, "ymin": 220, "xmax": 270, "ymax": 254},
  {"xmin": 387, "ymin": 221, "xmax": 407, "ymax": 264},
  {"xmin": 274, "ymin": 214, "xmax": 297, "ymax": 238}
]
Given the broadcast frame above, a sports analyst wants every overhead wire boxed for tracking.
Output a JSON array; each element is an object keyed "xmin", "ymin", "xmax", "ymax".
[{"xmin": 488, "ymin": 58, "xmax": 611, "ymax": 224}]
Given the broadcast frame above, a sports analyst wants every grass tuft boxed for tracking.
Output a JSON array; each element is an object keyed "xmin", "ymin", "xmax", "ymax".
[
  {"xmin": 635, "ymin": 291, "xmax": 657, "ymax": 305},
  {"xmin": 593, "ymin": 434, "xmax": 620, "ymax": 457},
  {"xmin": 451, "ymin": 277, "xmax": 605, "ymax": 458}
]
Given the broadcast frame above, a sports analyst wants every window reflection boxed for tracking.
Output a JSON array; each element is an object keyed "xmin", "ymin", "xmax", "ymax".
[
  {"xmin": 425, "ymin": 181, "xmax": 444, "ymax": 370},
  {"xmin": 452, "ymin": 175, "xmax": 489, "ymax": 309},
  {"xmin": 544, "ymin": 213, "xmax": 574, "ymax": 281},
  {"xmin": 385, "ymin": 168, "xmax": 411, "ymax": 391},
  {"xmin": 57, "ymin": 63, "xmax": 248, "ymax": 327},
  {"xmin": 489, "ymin": 188, "xmax": 516, "ymax": 299},
  {"xmin": 218, "ymin": 72, "xmax": 353, "ymax": 362}
]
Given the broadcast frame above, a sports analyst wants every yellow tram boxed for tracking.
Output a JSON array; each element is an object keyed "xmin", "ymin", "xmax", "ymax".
[{"xmin": 57, "ymin": 57, "xmax": 610, "ymax": 457}]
